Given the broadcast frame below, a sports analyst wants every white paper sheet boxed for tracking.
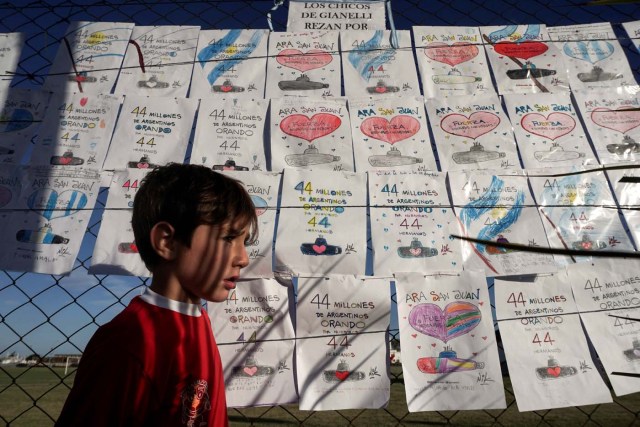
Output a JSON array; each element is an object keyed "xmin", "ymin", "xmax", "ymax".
[
  {"xmin": 102, "ymin": 94, "xmax": 198, "ymax": 170},
  {"xmin": 412, "ymin": 26, "xmax": 494, "ymax": 98},
  {"xmin": 495, "ymin": 274, "xmax": 612, "ymax": 411},
  {"xmin": 208, "ymin": 278, "xmax": 297, "ymax": 407},
  {"xmin": 115, "ymin": 26, "xmax": 199, "ymax": 98},
  {"xmin": 622, "ymin": 20, "xmax": 640, "ymax": 54},
  {"xmin": 274, "ymin": 169, "xmax": 367, "ymax": 276},
  {"xmin": 368, "ymin": 170, "xmax": 463, "ymax": 276},
  {"xmin": 191, "ymin": 97, "xmax": 267, "ymax": 171},
  {"xmin": 296, "ymin": 275, "xmax": 390, "ymax": 410},
  {"xmin": 0, "ymin": 33, "xmax": 25, "ymax": 90},
  {"xmin": 349, "ymin": 96, "xmax": 436, "ymax": 172},
  {"xmin": 395, "ymin": 271, "xmax": 506, "ymax": 411},
  {"xmin": 190, "ymin": 29, "xmax": 268, "ymax": 98},
  {"xmin": 606, "ymin": 163, "xmax": 640, "ymax": 249}
]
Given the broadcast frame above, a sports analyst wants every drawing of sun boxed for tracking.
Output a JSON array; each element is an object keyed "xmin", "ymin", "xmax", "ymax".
[
  {"xmin": 489, "ymin": 206, "xmax": 508, "ymax": 220},
  {"xmin": 566, "ymin": 190, "xmax": 577, "ymax": 204},
  {"xmin": 225, "ymin": 46, "xmax": 238, "ymax": 55},
  {"xmin": 87, "ymin": 32, "xmax": 106, "ymax": 45}
]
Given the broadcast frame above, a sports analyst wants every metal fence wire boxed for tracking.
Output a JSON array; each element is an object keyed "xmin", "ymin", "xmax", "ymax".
[{"xmin": 2, "ymin": 0, "xmax": 640, "ymax": 425}]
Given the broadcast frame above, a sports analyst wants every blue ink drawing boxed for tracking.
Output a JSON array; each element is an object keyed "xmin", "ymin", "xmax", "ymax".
[
  {"xmin": 347, "ymin": 30, "xmax": 395, "ymax": 82},
  {"xmin": 488, "ymin": 25, "xmax": 541, "ymax": 43},
  {"xmin": 197, "ymin": 30, "xmax": 264, "ymax": 85}
]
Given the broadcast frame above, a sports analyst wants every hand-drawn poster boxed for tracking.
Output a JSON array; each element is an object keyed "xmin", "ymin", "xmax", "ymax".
[
  {"xmin": 287, "ymin": 0, "xmax": 386, "ymax": 32},
  {"xmin": 296, "ymin": 275, "xmax": 390, "ymax": 410},
  {"xmin": 368, "ymin": 170, "xmax": 463, "ymax": 276},
  {"xmin": 102, "ymin": 94, "xmax": 198, "ymax": 170},
  {"xmin": 115, "ymin": 26, "xmax": 199, "ymax": 98},
  {"xmin": 349, "ymin": 96, "xmax": 436, "ymax": 172},
  {"xmin": 30, "ymin": 91, "xmax": 121, "ymax": 169},
  {"xmin": 573, "ymin": 88, "xmax": 640, "ymax": 164},
  {"xmin": 0, "ymin": 33, "xmax": 24, "ymax": 90},
  {"xmin": 0, "ymin": 165, "xmax": 23, "ymax": 238},
  {"xmin": 274, "ymin": 169, "xmax": 366, "ymax": 275},
  {"xmin": 395, "ymin": 271, "xmax": 506, "ymax": 411},
  {"xmin": 191, "ymin": 97, "xmax": 267, "ymax": 171},
  {"xmin": 568, "ymin": 259, "xmax": 640, "ymax": 396},
  {"xmin": 0, "ymin": 166, "xmax": 100, "ymax": 275},
  {"xmin": 548, "ymin": 23, "xmax": 638, "ymax": 90},
  {"xmin": 270, "ymin": 97, "xmax": 354, "ymax": 172},
  {"xmin": 480, "ymin": 24, "xmax": 569, "ymax": 94},
  {"xmin": 0, "ymin": 88, "xmax": 50, "ymax": 165},
  {"xmin": 529, "ymin": 166, "xmax": 635, "ymax": 266},
  {"xmin": 606, "ymin": 164, "xmax": 640, "ymax": 249},
  {"xmin": 190, "ymin": 29, "xmax": 268, "ymax": 98},
  {"xmin": 223, "ymin": 171, "xmax": 280, "ymax": 278},
  {"xmin": 412, "ymin": 26, "xmax": 494, "ymax": 98},
  {"xmin": 341, "ymin": 30, "xmax": 420, "ymax": 98},
  {"xmin": 425, "ymin": 93, "xmax": 521, "ymax": 171},
  {"xmin": 503, "ymin": 92, "xmax": 597, "ymax": 168},
  {"xmin": 265, "ymin": 32, "xmax": 340, "ymax": 98},
  {"xmin": 208, "ymin": 278, "xmax": 297, "ymax": 407},
  {"xmin": 89, "ymin": 169, "xmax": 151, "ymax": 277},
  {"xmin": 622, "ymin": 20, "xmax": 640, "ymax": 54},
  {"xmin": 44, "ymin": 21, "xmax": 134, "ymax": 94},
  {"xmin": 449, "ymin": 171, "xmax": 557, "ymax": 276},
  {"xmin": 494, "ymin": 274, "xmax": 612, "ymax": 411}
]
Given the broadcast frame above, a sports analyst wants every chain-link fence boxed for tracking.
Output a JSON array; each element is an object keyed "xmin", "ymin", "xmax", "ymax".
[{"xmin": 2, "ymin": 0, "xmax": 640, "ymax": 425}]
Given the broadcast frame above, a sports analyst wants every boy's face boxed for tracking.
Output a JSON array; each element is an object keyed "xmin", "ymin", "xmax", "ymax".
[{"xmin": 173, "ymin": 221, "xmax": 250, "ymax": 303}]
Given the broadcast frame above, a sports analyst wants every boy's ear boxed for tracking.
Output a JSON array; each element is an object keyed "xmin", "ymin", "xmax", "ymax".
[{"xmin": 150, "ymin": 222, "xmax": 178, "ymax": 261}]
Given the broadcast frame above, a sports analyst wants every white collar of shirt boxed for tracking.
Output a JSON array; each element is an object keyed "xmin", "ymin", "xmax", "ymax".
[{"xmin": 140, "ymin": 287, "xmax": 202, "ymax": 317}]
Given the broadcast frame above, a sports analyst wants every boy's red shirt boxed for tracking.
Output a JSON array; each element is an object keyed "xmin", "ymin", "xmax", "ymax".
[{"xmin": 56, "ymin": 288, "xmax": 228, "ymax": 427}]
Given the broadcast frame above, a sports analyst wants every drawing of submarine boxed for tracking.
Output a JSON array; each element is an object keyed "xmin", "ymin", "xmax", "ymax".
[
  {"xmin": 578, "ymin": 66, "xmax": 621, "ymax": 83},
  {"xmin": 397, "ymin": 238, "xmax": 438, "ymax": 258},
  {"xmin": 571, "ymin": 234, "xmax": 606, "ymax": 251},
  {"xmin": 534, "ymin": 143, "xmax": 585, "ymax": 162},
  {"xmin": 137, "ymin": 75, "xmax": 170, "ymax": 88},
  {"xmin": 0, "ymin": 147, "xmax": 15, "ymax": 155},
  {"xmin": 535, "ymin": 357, "xmax": 577, "ymax": 380},
  {"xmin": 212, "ymin": 159, "xmax": 249, "ymax": 171},
  {"xmin": 366, "ymin": 80, "xmax": 400, "ymax": 94},
  {"xmin": 417, "ymin": 349, "xmax": 484, "ymax": 374},
  {"xmin": 623, "ymin": 338, "xmax": 640, "ymax": 362},
  {"xmin": 506, "ymin": 61, "xmax": 556, "ymax": 80},
  {"xmin": 128, "ymin": 155, "xmax": 159, "ymax": 169},
  {"xmin": 432, "ymin": 69, "xmax": 482, "ymax": 85},
  {"xmin": 285, "ymin": 144, "xmax": 340, "ymax": 167},
  {"xmin": 50, "ymin": 150, "xmax": 84, "ymax": 166},
  {"xmin": 607, "ymin": 135, "xmax": 640, "ymax": 155},
  {"xmin": 231, "ymin": 357, "xmax": 275, "ymax": 378},
  {"xmin": 278, "ymin": 74, "xmax": 329, "ymax": 91},
  {"xmin": 322, "ymin": 360, "xmax": 366, "ymax": 383},
  {"xmin": 368, "ymin": 147, "xmax": 423, "ymax": 167},
  {"xmin": 16, "ymin": 225, "xmax": 69, "ymax": 245},
  {"xmin": 211, "ymin": 79, "xmax": 245, "ymax": 93},
  {"xmin": 118, "ymin": 241, "xmax": 138, "ymax": 254},
  {"xmin": 68, "ymin": 71, "xmax": 96, "ymax": 83},
  {"xmin": 300, "ymin": 237, "xmax": 342, "ymax": 256},
  {"xmin": 452, "ymin": 142, "xmax": 506, "ymax": 164}
]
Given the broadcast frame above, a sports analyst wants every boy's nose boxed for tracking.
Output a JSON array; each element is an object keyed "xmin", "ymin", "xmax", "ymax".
[{"xmin": 236, "ymin": 245, "xmax": 250, "ymax": 268}]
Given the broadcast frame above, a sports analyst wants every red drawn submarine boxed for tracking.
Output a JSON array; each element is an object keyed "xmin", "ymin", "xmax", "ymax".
[
  {"xmin": 417, "ymin": 349, "xmax": 484, "ymax": 374},
  {"xmin": 51, "ymin": 150, "xmax": 84, "ymax": 166},
  {"xmin": 535, "ymin": 357, "xmax": 577, "ymax": 380}
]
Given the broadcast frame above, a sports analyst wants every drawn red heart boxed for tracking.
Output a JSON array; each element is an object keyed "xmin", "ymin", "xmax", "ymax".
[
  {"xmin": 493, "ymin": 41, "xmax": 548, "ymax": 60},
  {"xmin": 129, "ymin": 243, "xmax": 138, "ymax": 252},
  {"xmin": 276, "ymin": 49, "xmax": 333, "ymax": 73},
  {"xmin": 425, "ymin": 42, "xmax": 479, "ymax": 66},
  {"xmin": 80, "ymin": 97, "xmax": 88, "ymax": 106},
  {"xmin": 478, "ymin": 302, "xmax": 484, "ymax": 306},
  {"xmin": 411, "ymin": 333, "xmax": 417, "ymax": 338},
  {"xmin": 431, "ymin": 343, "xmax": 436, "ymax": 347},
  {"xmin": 521, "ymin": 113, "xmax": 576, "ymax": 141},
  {"xmin": 58, "ymin": 156, "xmax": 73, "ymax": 165},
  {"xmin": 220, "ymin": 84, "xmax": 233, "ymax": 92},
  {"xmin": 591, "ymin": 108, "xmax": 640, "ymax": 134},
  {"xmin": 360, "ymin": 115, "xmax": 421, "ymax": 145},
  {"xmin": 137, "ymin": 162, "xmax": 150, "ymax": 169},
  {"xmin": 335, "ymin": 370, "xmax": 350, "ymax": 381},
  {"xmin": 243, "ymin": 366, "xmax": 258, "ymax": 376},
  {"xmin": 417, "ymin": 346, "xmax": 421, "ymax": 349},
  {"xmin": 280, "ymin": 113, "xmax": 341, "ymax": 143},
  {"xmin": 482, "ymin": 336, "xmax": 487, "ymax": 340},
  {"xmin": 472, "ymin": 352, "xmax": 478, "ymax": 356},
  {"xmin": 409, "ymin": 248, "xmax": 422, "ymax": 256},
  {"xmin": 547, "ymin": 367, "xmax": 561, "ymax": 377},
  {"xmin": 312, "ymin": 244, "xmax": 326, "ymax": 254}
]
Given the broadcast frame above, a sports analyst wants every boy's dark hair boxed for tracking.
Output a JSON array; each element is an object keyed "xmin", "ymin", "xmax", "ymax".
[{"xmin": 132, "ymin": 163, "xmax": 258, "ymax": 270}]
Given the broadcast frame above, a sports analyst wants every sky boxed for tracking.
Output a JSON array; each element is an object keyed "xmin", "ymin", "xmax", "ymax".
[{"xmin": 1, "ymin": 0, "xmax": 640, "ymax": 358}]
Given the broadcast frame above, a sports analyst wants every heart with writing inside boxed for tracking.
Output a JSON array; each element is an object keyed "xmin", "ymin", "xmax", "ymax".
[
  {"xmin": 335, "ymin": 370, "xmax": 350, "ymax": 381},
  {"xmin": 243, "ymin": 366, "xmax": 258, "ymax": 376},
  {"xmin": 276, "ymin": 49, "xmax": 333, "ymax": 73},
  {"xmin": 360, "ymin": 115, "xmax": 421, "ymax": 145},
  {"xmin": 27, "ymin": 188, "xmax": 88, "ymax": 221},
  {"xmin": 591, "ymin": 108, "xmax": 640, "ymax": 134},
  {"xmin": 521, "ymin": 112, "xmax": 576, "ymax": 141},
  {"xmin": 2, "ymin": 109, "xmax": 34, "ymax": 133},
  {"xmin": 280, "ymin": 113, "xmax": 341, "ymax": 143},
  {"xmin": 494, "ymin": 41, "xmax": 548, "ymax": 60},
  {"xmin": 563, "ymin": 41, "xmax": 614, "ymax": 65},
  {"xmin": 547, "ymin": 367, "xmax": 561, "ymax": 377},
  {"xmin": 425, "ymin": 42, "xmax": 479, "ymax": 66},
  {"xmin": 440, "ymin": 112, "xmax": 500, "ymax": 140},
  {"xmin": 409, "ymin": 301, "xmax": 481, "ymax": 343}
]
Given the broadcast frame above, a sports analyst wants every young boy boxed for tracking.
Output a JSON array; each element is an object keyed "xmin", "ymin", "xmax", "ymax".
[{"xmin": 56, "ymin": 163, "xmax": 257, "ymax": 427}]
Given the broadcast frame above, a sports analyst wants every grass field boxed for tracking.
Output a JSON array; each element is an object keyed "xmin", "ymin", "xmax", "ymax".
[{"xmin": 2, "ymin": 365, "xmax": 640, "ymax": 426}]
